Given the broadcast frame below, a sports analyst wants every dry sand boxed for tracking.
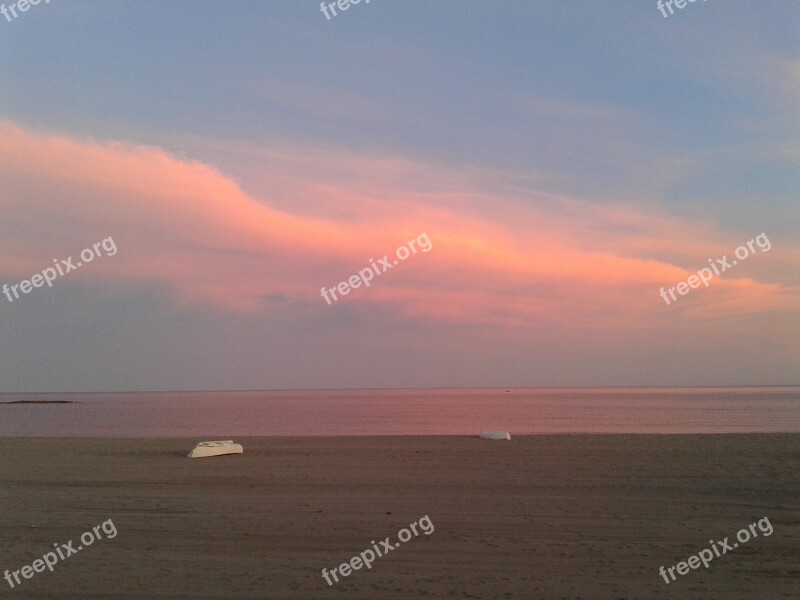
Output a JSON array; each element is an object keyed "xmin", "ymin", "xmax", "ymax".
[{"xmin": 0, "ymin": 435, "xmax": 797, "ymax": 599}]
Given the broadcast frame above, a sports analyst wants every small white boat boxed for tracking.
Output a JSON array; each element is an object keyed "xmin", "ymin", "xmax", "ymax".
[
  {"xmin": 478, "ymin": 431, "xmax": 511, "ymax": 440},
  {"xmin": 187, "ymin": 440, "xmax": 243, "ymax": 458}
]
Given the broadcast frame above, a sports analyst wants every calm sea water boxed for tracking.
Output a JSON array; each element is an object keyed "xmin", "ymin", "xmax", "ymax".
[{"xmin": 0, "ymin": 387, "xmax": 798, "ymax": 437}]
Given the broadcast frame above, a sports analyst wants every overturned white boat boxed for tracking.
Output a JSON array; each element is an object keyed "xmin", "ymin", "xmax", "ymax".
[
  {"xmin": 478, "ymin": 431, "xmax": 511, "ymax": 440},
  {"xmin": 187, "ymin": 440, "xmax": 243, "ymax": 458}
]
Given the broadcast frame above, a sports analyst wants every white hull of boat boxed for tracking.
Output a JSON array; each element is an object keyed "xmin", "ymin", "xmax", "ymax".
[
  {"xmin": 478, "ymin": 431, "xmax": 511, "ymax": 440},
  {"xmin": 187, "ymin": 440, "xmax": 244, "ymax": 458}
]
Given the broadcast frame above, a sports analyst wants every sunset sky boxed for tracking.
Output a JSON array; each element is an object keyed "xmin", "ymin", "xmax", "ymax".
[{"xmin": 1, "ymin": 1, "xmax": 798, "ymax": 391}]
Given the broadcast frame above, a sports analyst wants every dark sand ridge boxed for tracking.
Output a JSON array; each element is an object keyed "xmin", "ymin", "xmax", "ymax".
[{"xmin": 0, "ymin": 435, "xmax": 797, "ymax": 599}]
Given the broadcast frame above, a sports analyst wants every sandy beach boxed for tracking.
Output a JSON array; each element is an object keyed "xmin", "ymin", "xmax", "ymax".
[{"xmin": 1, "ymin": 434, "xmax": 797, "ymax": 599}]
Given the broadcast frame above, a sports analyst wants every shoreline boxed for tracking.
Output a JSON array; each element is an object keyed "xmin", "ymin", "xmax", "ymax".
[{"xmin": 2, "ymin": 431, "xmax": 799, "ymax": 439}]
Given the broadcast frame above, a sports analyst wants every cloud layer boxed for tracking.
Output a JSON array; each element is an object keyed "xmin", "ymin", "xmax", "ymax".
[{"xmin": 1, "ymin": 121, "xmax": 798, "ymax": 331}]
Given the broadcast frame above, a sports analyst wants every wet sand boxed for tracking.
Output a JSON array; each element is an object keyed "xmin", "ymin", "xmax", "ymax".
[{"xmin": 0, "ymin": 435, "xmax": 797, "ymax": 599}]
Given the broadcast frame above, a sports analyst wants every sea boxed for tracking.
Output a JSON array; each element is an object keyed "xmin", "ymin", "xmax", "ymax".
[{"xmin": 1, "ymin": 387, "xmax": 798, "ymax": 437}]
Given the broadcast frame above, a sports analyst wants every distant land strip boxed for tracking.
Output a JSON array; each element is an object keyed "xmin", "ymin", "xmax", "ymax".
[{"xmin": 0, "ymin": 400, "xmax": 76, "ymax": 404}]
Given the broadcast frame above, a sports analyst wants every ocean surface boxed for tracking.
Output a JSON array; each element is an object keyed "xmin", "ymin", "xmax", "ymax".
[{"xmin": 1, "ymin": 387, "xmax": 798, "ymax": 437}]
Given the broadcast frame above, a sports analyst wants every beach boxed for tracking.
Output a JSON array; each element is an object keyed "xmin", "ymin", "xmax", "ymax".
[{"xmin": 1, "ymin": 434, "xmax": 797, "ymax": 599}]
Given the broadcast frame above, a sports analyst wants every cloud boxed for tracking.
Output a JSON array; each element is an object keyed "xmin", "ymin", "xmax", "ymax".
[{"xmin": 1, "ymin": 120, "xmax": 798, "ymax": 327}]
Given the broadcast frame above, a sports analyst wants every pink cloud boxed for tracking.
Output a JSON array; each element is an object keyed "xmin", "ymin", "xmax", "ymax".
[{"xmin": 1, "ymin": 120, "xmax": 798, "ymax": 327}]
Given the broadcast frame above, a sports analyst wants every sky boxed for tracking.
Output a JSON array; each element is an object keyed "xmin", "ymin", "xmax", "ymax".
[{"xmin": 1, "ymin": 0, "xmax": 798, "ymax": 392}]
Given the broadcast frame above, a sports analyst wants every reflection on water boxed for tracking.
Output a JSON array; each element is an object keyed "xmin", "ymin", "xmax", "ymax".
[{"xmin": 0, "ymin": 387, "xmax": 798, "ymax": 437}]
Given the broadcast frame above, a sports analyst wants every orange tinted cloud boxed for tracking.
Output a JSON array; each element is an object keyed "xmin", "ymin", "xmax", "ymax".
[{"xmin": 1, "ymin": 120, "xmax": 798, "ymax": 326}]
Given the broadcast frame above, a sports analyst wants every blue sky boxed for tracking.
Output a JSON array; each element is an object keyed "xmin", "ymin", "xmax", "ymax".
[{"xmin": 1, "ymin": 1, "xmax": 798, "ymax": 391}]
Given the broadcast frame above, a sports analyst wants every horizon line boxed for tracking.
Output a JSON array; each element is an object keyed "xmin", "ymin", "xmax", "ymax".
[{"xmin": 2, "ymin": 384, "xmax": 799, "ymax": 395}]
